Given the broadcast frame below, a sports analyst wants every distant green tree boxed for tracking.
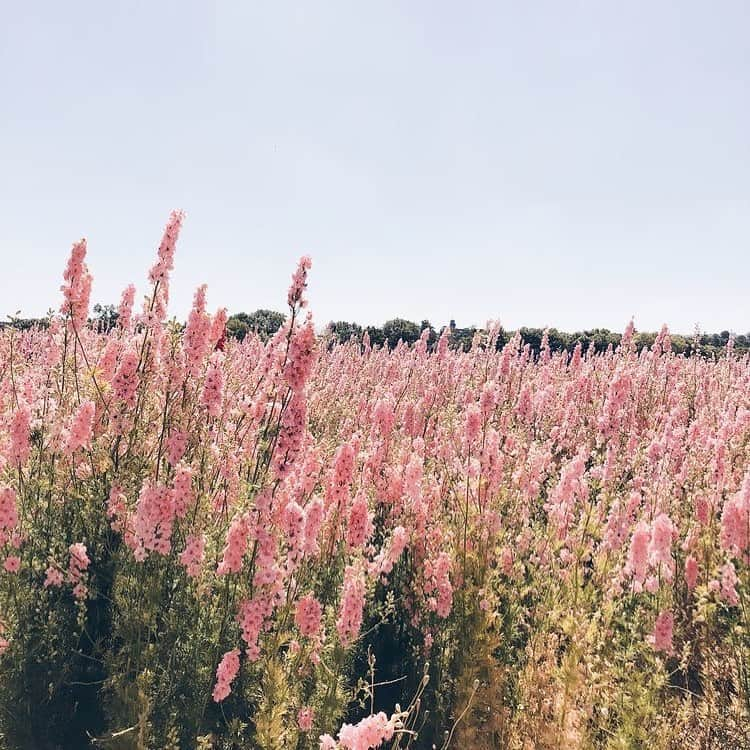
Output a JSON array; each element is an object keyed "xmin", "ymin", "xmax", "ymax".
[
  {"xmin": 635, "ymin": 332, "xmax": 657, "ymax": 351},
  {"xmin": 226, "ymin": 317, "xmax": 249, "ymax": 342},
  {"xmin": 226, "ymin": 309, "xmax": 286, "ymax": 342},
  {"xmin": 364, "ymin": 326, "xmax": 386, "ymax": 348},
  {"xmin": 450, "ymin": 325, "xmax": 478, "ymax": 352},
  {"xmin": 420, "ymin": 320, "xmax": 438, "ymax": 349},
  {"xmin": 545, "ymin": 327, "xmax": 569, "ymax": 352},
  {"xmin": 570, "ymin": 328, "xmax": 620, "ymax": 354},
  {"xmin": 327, "ymin": 321, "xmax": 364, "ymax": 346},
  {"xmin": 518, "ymin": 327, "xmax": 544, "ymax": 353},
  {"xmin": 382, "ymin": 318, "xmax": 421, "ymax": 348},
  {"xmin": 92, "ymin": 303, "xmax": 119, "ymax": 333}
]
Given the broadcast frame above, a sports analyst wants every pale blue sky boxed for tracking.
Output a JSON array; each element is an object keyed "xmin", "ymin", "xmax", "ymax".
[{"xmin": 1, "ymin": 1, "xmax": 748, "ymax": 333}]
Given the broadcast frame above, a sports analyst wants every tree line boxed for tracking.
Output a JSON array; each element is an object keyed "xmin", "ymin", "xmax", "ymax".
[{"xmin": 4, "ymin": 306, "xmax": 748, "ymax": 358}]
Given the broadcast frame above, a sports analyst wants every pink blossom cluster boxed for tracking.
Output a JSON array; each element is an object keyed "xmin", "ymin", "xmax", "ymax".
[
  {"xmin": 60, "ymin": 239, "xmax": 92, "ymax": 330},
  {"xmin": 0, "ymin": 487, "xmax": 18, "ymax": 545},
  {"xmin": 65, "ymin": 400, "xmax": 96, "ymax": 454},
  {"xmin": 212, "ymin": 648, "xmax": 240, "ymax": 702},
  {"xmin": 295, "ymin": 593, "xmax": 323, "ymax": 638},
  {"xmin": 320, "ymin": 710, "xmax": 397, "ymax": 750},
  {"xmin": 336, "ymin": 564, "xmax": 366, "ymax": 647},
  {"xmin": 68, "ymin": 543, "xmax": 90, "ymax": 600}
]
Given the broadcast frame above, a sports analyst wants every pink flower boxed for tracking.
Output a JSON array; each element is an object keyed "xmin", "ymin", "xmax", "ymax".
[
  {"xmin": 236, "ymin": 596, "xmax": 273, "ymax": 661},
  {"xmin": 44, "ymin": 566, "xmax": 64, "ymax": 588},
  {"xmin": 148, "ymin": 210, "xmax": 184, "ymax": 286},
  {"xmin": 284, "ymin": 319, "xmax": 317, "ymax": 393},
  {"xmin": 377, "ymin": 526, "xmax": 408, "ymax": 575},
  {"xmin": 217, "ymin": 513, "xmax": 250, "ymax": 575},
  {"xmin": 626, "ymin": 521, "xmax": 650, "ymax": 585},
  {"xmin": 336, "ymin": 565, "xmax": 366, "ymax": 647},
  {"xmin": 303, "ymin": 497, "xmax": 325, "ymax": 556},
  {"xmin": 130, "ymin": 483, "xmax": 175, "ymax": 558},
  {"xmin": 165, "ymin": 430, "xmax": 189, "ymax": 465},
  {"xmin": 721, "ymin": 474, "xmax": 750, "ymax": 559},
  {"xmin": 464, "ymin": 404, "xmax": 482, "ymax": 445},
  {"xmin": 178, "ymin": 534, "xmax": 205, "ymax": 578},
  {"xmin": 649, "ymin": 611, "xmax": 674, "ymax": 655},
  {"xmin": 0, "ymin": 487, "xmax": 19, "ymax": 533},
  {"xmin": 337, "ymin": 711, "xmax": 397, "ymax": 750},
  {"xmin": 9, "ymin": 406, "xmax": 31, "ymax": 465},
  {"xmin": 183, "ymin": 284, "xmax": 212, "ymax": 375},
  {"xmin": 425, "ymin": 552, "xmax": 453, "ymax": 618},
  {"xmin": 68, "ymin": 543, "xmax": 90, "ymax": 598},
  {"xmin": 295, "ymin": 594, "xmax": 322, "ymax": 638},
  {"xmin": 212, "ymin": 648, "xmax": 240, "ymax": 702},
  {"xmin": 288, "ymin": 255, "xmax": 312, "ymax": 308},
  {"xmin": 297, "ymin": 707, "xmax": 314, "ymax": 732},
  {"xmin": 172, "ymin": 465, "xmax": 194, "ymax": 518},
  {"xmin": 346, "ymin": 493, "xmax": 373, "ymax": 550},
  {"xmin": 648, "ymin": 513, "xmax": 676, "ymax": 579},
  {"xmin": 326, "ymin": 443, "xmax": 356, "ymax": 512},
  {"xmin": 112, "ymin": 349, "xmax": 140, "ymax": 409},
  {"xmin": 684, "ymin": 556, "xmax": 699, "ymax": 590},
  {"xmin": 201, "ymin": 352, "xmax": 225, "ymax": 417},
  {"xmin": 3, "ymin": 556, "xmax": 20, "ymax": 574},
  {"xmin": 720, "ymin": 561, "xmax": 740, "ymax": 606},
  {"xmin": 66, "ymin": 400, "xmax": 96, "ymax": 453},
  {"xmin": 60, "ymin": 238, "xmax": 92, "ymax": 330},
  {"xmin": 117, "ymin": 284, "xmax": 136, "ymax": 330},
  {"xmin": 275, "ymin": 392, "xmax": 307, "ymax": 479},
  {"xmin": 282, "ymin": 500, "xmax": 305, "ymax": 561}
]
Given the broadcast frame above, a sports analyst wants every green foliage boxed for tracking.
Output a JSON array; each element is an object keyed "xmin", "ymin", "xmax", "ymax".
[
  {"xmin": 93, "ymin": 303, "xmax": 119, "ymax": 332},
  {"xmin": 226, "ymin": 310, "xmax": 286, "ymax": 342},
  {"xmin": 382, "ymin": 319, "xmax": 422, "ymax": 348},
  {"xmin": 326, "ymin": 321, "xmax": 364, "ymax": 347}
]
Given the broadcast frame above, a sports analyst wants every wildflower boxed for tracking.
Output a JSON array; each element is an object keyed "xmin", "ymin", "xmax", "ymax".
[
  {"xmin": 649, "ymin": 611, "xmax": 674, "ymax": 655},
  {"xmin": 66, "ymin": 400, "xmax": 96, "ymax": 453},
  {"xmin": 648, "ymin": 513, "xmax": 676, "ymax": 579},
  {"xmin": 60, "ymin": 238, "xmax": 92, "ymax": 329},
  {"xmin": 44, "ymin": 566, "xmax": 64, "ymax": 588},
  {"xmin": 303, "ymin": 496, "xmax": 324, "ymax": 556},
  {"xmin": 720, "ymin": 474, "xmax": 750, "ymax": 558},
  {"xmin": 183, "ymin": 284, "xmax": 212, "ymax": 375},
  {"xmin": 172, "ymin": 465, "xmax": 194, "ymax": 518},
  {"xmin": 131, "ymin": 483, "xmax": 175, "ymax": 558},
  {"xmin": 288, "ymin": 255, "xmax": 312, "ymax": 308},
  {"xmin": 684, "ymin": 556, "xmax": 699, "ymax": 589},
  {"xmin": 297, "ymin": 707, "xmax": 314, "ymax": 732},
  {"xmin": 166, "ymin": 430, "xmax": 189, "ymax": 465},
  {"xmin": 0, "ymin": 487, "xmax": 19, "ymax": 534},
  {"xmin": 217, "ymin": 513, "xmax": 250, "ymax": 575},
  {"xmin": 212, "ymin": 648, "xmax": 240, "ymax": 702},
  {"xmin": 626, "ymin": 521, "xmax": 650, "ymax": 585},
  {"xmin": 9, "ymin": 406, "xmax": 31, "ymax": 465},
  {"xmin": 346, "ymin": 492, "xmax": 372, "ymax": 550},
  {"xmin": 117, "ymin": 283, "xmax": 136, "ymax": 330},
  {"xmin": 336, "ymin": 565, "xmax": 366, "ymax": 647},
  {"xmin": 295, "ymin": 594, "xmax": 322, "ymax": 638},
  {"xmin": 337, "ymin": 711, "xmax": 397, "ymax": 750},
  {"xmin": 719, "ymin": 561, "xmax": 740, "ymax": 606},
  {"xmin": 284, "ymin": 320, "xmax": 316, "ymax": 392},
  {"xmin": 201, "ymin": 352, "xmax": 225, "ymax": 417},
  {"xmin": 179, "ymin": 534, "xmax": 205, "ymax": 578}
]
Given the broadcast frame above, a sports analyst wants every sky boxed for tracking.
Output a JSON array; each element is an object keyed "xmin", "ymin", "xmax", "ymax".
[{"xmin": 1, "ymin": 1, "xmax": 749, "ymax": 335}]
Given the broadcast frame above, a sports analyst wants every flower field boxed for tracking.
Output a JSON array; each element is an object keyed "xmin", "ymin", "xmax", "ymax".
[{"xmin": 0, "ymin": 212, "xmax": 748, "ymax": 749}]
